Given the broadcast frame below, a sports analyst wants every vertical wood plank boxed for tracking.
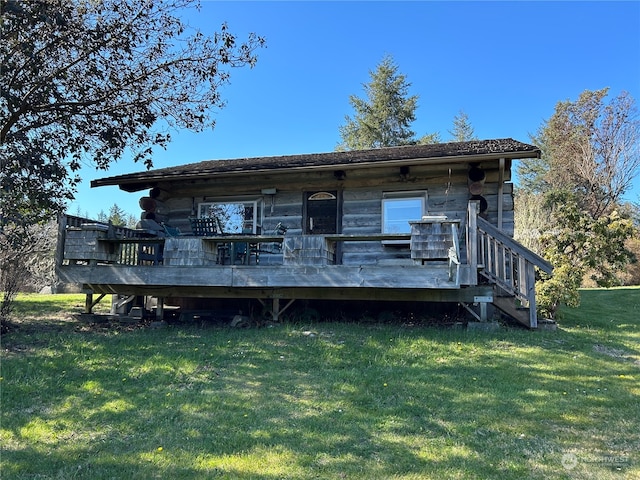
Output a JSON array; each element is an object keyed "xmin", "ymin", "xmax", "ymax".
[
  {"xmin": 479, "ymin": 232, "xmax": 486, "ymax": 268},
  {"xmin": 518, "ymin": 255, "xmax": 527, "ymax": 301},
  {"xmin": 509, "ymin": 251, "xmax": 515, "ymax": 294},
  {"xmin": 467, "ymin": 201, "xmax": 478, "ymax": 274},
  {"xmin": 526, "ymin": 262, "xmax": 537, "ymax": 328},
  {"xmin": 487, "ymin": 238, "xmax": 493, "ymax": 275}
]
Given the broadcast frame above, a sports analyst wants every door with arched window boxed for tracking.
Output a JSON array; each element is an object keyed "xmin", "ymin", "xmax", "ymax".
[{"xmin": 304, "ymin": 191, "xmax": 338, "ymax": 234}]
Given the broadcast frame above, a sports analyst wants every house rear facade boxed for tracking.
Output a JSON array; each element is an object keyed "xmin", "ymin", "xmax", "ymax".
[{"xmin": 57, "ymin": 139, "xmax": 552, "ymax": 327}]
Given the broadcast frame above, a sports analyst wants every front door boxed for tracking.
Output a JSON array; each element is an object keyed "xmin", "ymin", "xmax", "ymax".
[{"xmin": 304, "ymin": 191, "xmax": 338, "ymax": 234}]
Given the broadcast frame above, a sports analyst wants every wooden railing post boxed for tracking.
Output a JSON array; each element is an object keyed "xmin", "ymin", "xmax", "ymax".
[
  {"xmin": 518, "ymin": 256, "xmax": 528, "ymax": 305},
  {"xmin": 526, "ymin": 262, "xmax": 538, "ymax": 328},
  {"xmin": 467, "ymin": 201, "xmax": 479, "ymax": 278}
]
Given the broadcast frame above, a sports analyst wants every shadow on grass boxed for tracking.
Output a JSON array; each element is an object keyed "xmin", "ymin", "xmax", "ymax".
[{"xmin": 2, "ymin": 289, "xmax": 639, "ymax": 479}]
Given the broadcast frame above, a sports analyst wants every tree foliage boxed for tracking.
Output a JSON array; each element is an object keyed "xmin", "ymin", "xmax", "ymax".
[
  {"xmin": 1, "ymin": 0, "xmax": 265, "ymax": 224},
  {"xmin": 519, "ymin": 88, "xmax": 640, "ymax": 218},
  {"xmin": 535, "ymin": 191, "xmax": 635, "ymax": 318},
  {"xmin": 448, "ymin": 110, "xmax": 477, "ymax": 142},
  {"xmin": 1, "ymin": 220, "xmax": 57, "ymax": 330},
  {"xmin": 416, "ymin": 132, "xmax": 442, "ymax": 145},
  {"xmin": 515, "ymin": 88, "xmax": 640, "ymax": 317},
  {"xmin": 337, "ymin": 55, "xmax": 420, "ymax": 150},
  {"xmin": 97, "ymin": 204, "xmax": 137, "ymax": 228},
  {"xmin": 0, "ymin": 0, "xmax": 264, "ymax": 326}
]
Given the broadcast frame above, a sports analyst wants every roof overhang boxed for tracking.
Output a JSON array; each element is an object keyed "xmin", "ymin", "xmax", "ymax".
[{"xmin": 91, "ymin": 139, "xmax": 541, "ymax": 193}]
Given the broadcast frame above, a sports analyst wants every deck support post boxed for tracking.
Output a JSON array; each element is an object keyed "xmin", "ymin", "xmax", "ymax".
[
  {"xmin": 480, "ymin": 302, "xmax": 488, "ymax": 322},
  {"xmin": 111, "ymin": 294, "xmax": 135, "ymax": 314},
  {"xmin": 271, "ymin": 298, "xmax": 296, "ymax": 322},
  {"xmin": 460, "ymin": 300, "xmax": 489, "ymax": 322},
  {"xmin": 156, "ymin": 297, "xmax": 164, "ymax": 321},
  {"xmin": 84, "ymin": 292, "xmax": 107, "ymax": 314},
  {"xmin": 258, "ymin": 297, "xmax": 296, "ymax": 322},
  {"xmin": 467, "ymin": 201, "xmax": 479, "ymax": 277},
  {"xmin": 85, "ymin": 293, "xmax": 93, "ymax": 314}
]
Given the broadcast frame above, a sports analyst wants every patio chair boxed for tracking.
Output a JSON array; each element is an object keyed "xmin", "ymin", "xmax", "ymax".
[
  {"xmin": 259, "ymin": 222, "xmax": 288, "ymax": 254},
  {"xmin": 189, "ymin": 217, "xmax": 220, "ymax": 236},
  {"xmin": 233, "ymin": 227, "xmax": 259, "ymax": 265}
]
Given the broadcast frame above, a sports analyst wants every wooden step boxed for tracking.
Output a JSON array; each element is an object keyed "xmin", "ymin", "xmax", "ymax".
[{"xmin": 492, "ymin": 295, "xmax": 533, "ymax": 328}]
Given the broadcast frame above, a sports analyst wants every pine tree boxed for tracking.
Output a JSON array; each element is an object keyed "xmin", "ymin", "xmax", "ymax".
[
  {"xmin": 448, "ymin": 110, "xmax": 477, "ymax": 142},
  {"xmin": 337, "ymin": 55, "xmax": 418, "ymax": 150}
]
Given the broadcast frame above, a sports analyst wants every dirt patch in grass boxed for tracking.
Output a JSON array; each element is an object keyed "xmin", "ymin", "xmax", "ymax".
[
  {"xmin": 593, "ymin": 344, "xmax": 640, "ymax": 367},
  {"xmin": 1, "ymin": 303, "xmax": 151, "ymax": 353}
]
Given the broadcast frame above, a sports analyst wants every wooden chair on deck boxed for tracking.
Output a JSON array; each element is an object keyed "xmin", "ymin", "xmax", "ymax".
[
  {"xmin": 162, "ymin": 224, "xmax": 182, "ymax": 237},
  {"xmin": 259, "ymin": 222, "xmax": 288, "ymax": 254},
  {"xmin": 234, "ymin": 227, "xmax": 259, "ymax": 265},
  {"xmin": 189, "ymin": 217, "xmax": 231, "ymax": 264}
]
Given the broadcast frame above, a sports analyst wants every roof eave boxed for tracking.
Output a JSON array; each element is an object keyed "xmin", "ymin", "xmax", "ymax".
[{"xmin": 92, "ymin": 149, "xmax": 540, "ymax": 192}]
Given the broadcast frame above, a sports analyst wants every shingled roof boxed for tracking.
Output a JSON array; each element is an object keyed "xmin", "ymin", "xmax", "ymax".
[{"xmin": 92, "ymin": 138, "xmax": 540, "ymax": 192}]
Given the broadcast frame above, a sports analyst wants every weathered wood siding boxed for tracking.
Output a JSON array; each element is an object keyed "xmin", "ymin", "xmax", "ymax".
[{"xmin": 145, "ymin": 159, "xmax": 513, "ymax": 267}]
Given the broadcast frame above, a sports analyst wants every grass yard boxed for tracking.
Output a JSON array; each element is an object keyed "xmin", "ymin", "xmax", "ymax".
[{"xmin": 1, "ymin": 290, "xmax": 639, "ymax": 479}]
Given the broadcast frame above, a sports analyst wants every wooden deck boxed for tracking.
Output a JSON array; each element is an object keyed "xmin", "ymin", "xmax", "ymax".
[
  {"xmin": 58, "ymin": 263, "xmax": 461, "ymax": 293},
  {"xmin": 56, "ymin": 202, "xmax": 552, "ymax": 327}
]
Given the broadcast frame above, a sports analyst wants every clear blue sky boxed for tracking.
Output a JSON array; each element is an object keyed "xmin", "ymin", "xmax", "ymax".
[{"xmin": 68, "ymin": 0, "xmax": 640, "ymax": 219}]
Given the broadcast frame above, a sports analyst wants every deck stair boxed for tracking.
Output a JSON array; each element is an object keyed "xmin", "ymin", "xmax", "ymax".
[
  {"xmin": 475, "ymin": 215, "xmax": 553, "ymax": 328},
  {"xmin": 491, "ymin": 288, "xmax": 531, "ymax": 326}
]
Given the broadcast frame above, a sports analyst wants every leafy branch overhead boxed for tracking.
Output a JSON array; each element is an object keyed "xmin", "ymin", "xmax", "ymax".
[
  {"xmin": 522, "ymin": 89, "xmax": 640, "ymax": 218},
  {"xmin": 0, "ymin": 0, "xmax": 265, "ymax": 220}
]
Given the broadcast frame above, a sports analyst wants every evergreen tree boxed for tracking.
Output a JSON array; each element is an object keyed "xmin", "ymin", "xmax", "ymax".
[
  {"xmin": 97, "ymin": 204, "xmax": 136, "ymax": 227},
  {"xmin": 337, "ymin": 55, "xmax": 419, "ymax": 150},
  {"xmin": 448, "ymin": 110, "xmax": 477, "ymax": 142},
  {"xmin": 416, "ymin": 132, "xmax": 442, "ymax": 145},
  {"xmin": 107, "ymin": 204, "xmax": 128, "ymax": 227}
]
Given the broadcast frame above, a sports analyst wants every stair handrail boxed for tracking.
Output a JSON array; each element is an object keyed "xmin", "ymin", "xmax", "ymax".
[
  {"xmin": 468, "ymin": 201, "xmax": 553, "ymax": 328},
  {"xmin": 476, "ymin": 216, "xmax": 552, "ymax": 276}
]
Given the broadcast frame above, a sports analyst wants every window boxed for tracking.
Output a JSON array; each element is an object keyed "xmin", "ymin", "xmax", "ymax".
[
  {"xmin": 382, "ymin": 192, "xmax": 427, "ymax": 234},
  {"xmin": 198, "ymin": 199, "xmax": 262, "ymax": 233}
]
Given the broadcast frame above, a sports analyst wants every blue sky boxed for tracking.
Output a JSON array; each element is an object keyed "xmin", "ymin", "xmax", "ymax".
[{"xmin": 69, "ymin": 1, "xmax": 640, "ymax": 219}]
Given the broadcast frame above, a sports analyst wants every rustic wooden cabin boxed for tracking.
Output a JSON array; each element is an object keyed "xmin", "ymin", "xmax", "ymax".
[{"xmin": 56, "ymin": 139, "xmax": 553, "ymax": 328}]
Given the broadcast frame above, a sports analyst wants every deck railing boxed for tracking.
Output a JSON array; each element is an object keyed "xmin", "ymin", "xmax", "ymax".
[
  {"xmin": 58, "ymin": 214, "xmax": 165, "ymax": 266},
  {"xmin": 59, "ymin": 209, "xmax": 552, "ymax": 326},
  {"xmin": 62, "ymin": 214, "xmax": 142, "ymax": 238}
]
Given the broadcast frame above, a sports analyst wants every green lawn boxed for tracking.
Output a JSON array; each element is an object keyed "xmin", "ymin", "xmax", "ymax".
[{"xmin": 1, "ymin": 290, "xmax": 638, "ymax": 479}]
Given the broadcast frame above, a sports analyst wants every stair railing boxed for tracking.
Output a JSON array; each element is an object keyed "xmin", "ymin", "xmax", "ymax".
[{"xmin": 467, "ymin": 202, "xmax": 553, "ymax": 328}]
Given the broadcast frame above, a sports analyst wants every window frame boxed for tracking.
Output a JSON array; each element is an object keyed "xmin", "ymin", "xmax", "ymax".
[
  {"xmin": 381, "ymin": 191, "xmax": 428, "ymax": 244},
  {"xmin": 198, "ymin": 198, "xmax": 263, "ymax": 234}
]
